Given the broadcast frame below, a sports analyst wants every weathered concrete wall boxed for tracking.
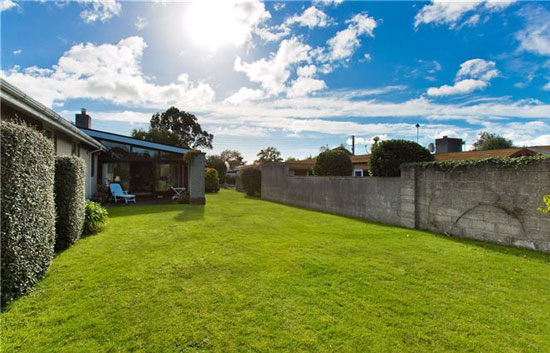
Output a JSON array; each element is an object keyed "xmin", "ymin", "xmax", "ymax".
[
  {"xmin": 262, "ymin": 163, "xmax": 402, "ymax": 225},
  {"xmin": 262, "ymin": 160, "xmax": 550, "ymax": 252},
  {"xmin": 189, "ymin": 153, "xmax": 206, "ymax": 204},
  {"xmin": 402, "ymin": 161, "xmax": 550, "ymax": 252}
]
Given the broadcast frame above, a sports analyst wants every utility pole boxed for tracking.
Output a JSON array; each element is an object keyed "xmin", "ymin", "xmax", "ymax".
[
  {"xmin": 351, "ymin": 135, "xmax": 355, "ymax": 155},
  {"xmin": 415, "ymin": 124, "xmax": 420, "ymax": 144}
]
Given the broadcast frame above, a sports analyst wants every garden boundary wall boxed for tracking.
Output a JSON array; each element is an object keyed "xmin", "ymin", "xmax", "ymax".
[{"xmin": 261, "ymin": 161, "xmax": 550, "ymax": 252}]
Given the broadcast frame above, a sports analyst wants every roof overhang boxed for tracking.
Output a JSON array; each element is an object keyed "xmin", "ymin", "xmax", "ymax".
[{"xmin": 1, "ymin": 79, "xmax": 106, "ymax": 151}]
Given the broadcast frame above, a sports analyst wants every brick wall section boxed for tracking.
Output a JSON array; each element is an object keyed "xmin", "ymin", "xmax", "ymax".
[
  {"xmin": 261, "ymin": 163, "xmax": 402, "ymax": 226},
  {"xmin": 262, "ymin": 160, "xmax": 550, "ymax": 252},
  {"xmin": 402, "ymin": 161, "xmax": 550, "ymax": 252}
]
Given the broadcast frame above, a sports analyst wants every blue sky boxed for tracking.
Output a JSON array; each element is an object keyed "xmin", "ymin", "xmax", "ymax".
[{"xmin": 2, "ymin": 0, "xmax": 549, "ymax": 161}]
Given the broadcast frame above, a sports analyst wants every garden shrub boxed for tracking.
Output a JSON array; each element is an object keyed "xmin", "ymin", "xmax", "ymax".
[
  {"xmin": 54, "ymin": 156, "xmax": 86, "ymax": 250},
  {"xmin": 177, "ymin": 190, "xmax": 190, "ymax": 204},
  {"xmin": 313, "ymin": 150, "xmax": 353, "ymax": 176},
  {"xmin": 370, "ymin": 139, "xmax": 434, "ymax": 177},
  {"xmin": 206, "ymin": 155, "xmax": 227, "ymax": 184},
  {"xmin": 205, "ymin": 168, "xmax": 220, "ymax": 193},
  {"xmin": 1, "ymin": 121, "xmax": 56, "ymax": 306},
  {"xmin": 83, "ymin": 200, "xmax": 109, "ymax": 235},
  {"xmin": 240, "ymin": 165, "xmax": 261, "ymax": 196}
]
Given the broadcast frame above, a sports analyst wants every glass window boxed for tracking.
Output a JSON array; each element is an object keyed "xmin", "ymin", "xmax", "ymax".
[
  {"xmin": 160, "ymin": 151, "xmax": 183, "ymax": 159},
  {"xmin": 155, "ymin": 164, "xmax": 180, "ymax": 191},
  {"xmin": 103, "ymin": 163, "xmax": 130, "ymax": 191},
  {"xmin": 100, "ymin": 140, "xmax": 131, "ymax": 159},
  {"xmin": 71, "ymin": 142, "xmax": 80, "ymax": 157},
  {"xmin": 132, "ymin": 147, "xmax": 159, "ymax": 158}
]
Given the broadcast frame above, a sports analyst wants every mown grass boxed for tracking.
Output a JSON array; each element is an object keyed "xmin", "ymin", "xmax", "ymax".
[{"xmin": 2, "ymin": 190, "xmax": 549, "ymax": 353}]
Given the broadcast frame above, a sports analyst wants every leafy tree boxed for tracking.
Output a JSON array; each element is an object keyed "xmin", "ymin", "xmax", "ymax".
[
  {"xmin": 240, "ymin": 165, "xmax": 261, "ymax": 196},
  {"xmin": 220, "ymin": 149, "xmax": 245, "ymax": 169},
  {"xmin": 285, "ymin": 156, "xmax": 298, "ymax": 162},
  {"xmin": 131, "ymin": 128, "xmax": 182, "ymax": 147},
  {"xmin": 313, "ymin": 150, "xmax": 353, "ymax": 176},
  {"xmin": 332, "ymin": 144, "xmax": 352, "ymax": 156},
  {"xmin": 131, "ymin": 107, "xmax": 213, "ymax": 149},
  {"xmin": 206, "ymin": 155, "xmax": 227, "ymax": 184},
  {"xmin": 473, "ymin": 132, "xmax": 514, "ymax": 151},
  {"xmin": 255, "ymin": 147, "xmax": 283, "ymax": 164},
  {"xmin": 204, "ymin": 168, "xmax": 220, "ymax": 193},
  {"xmin": 370, "ymin": 139, "xmax": 434, "ymax": 177}
]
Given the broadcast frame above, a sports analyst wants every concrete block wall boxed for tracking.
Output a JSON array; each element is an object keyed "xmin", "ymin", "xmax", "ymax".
[
  {"xmin": 261, "ymin": 163, "xmax": 402, "ymax": 225},
  {"xmin": 402, "ymin": 161, "xmax": 550, "ymax": 252},
  {"xmin": 262, "ymin": 160, "xmax": 550, "ymax": 252}
]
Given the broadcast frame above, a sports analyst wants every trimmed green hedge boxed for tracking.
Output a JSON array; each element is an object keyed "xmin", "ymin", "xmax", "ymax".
[
  {"xmin": 403, "ymin": 155, "xmax": 550, "ymax": 170},
  {"xmin": 205, "ymin": 168, "xmax": 220, "ymax": 193},
  {"xmin": 240, "ymin": 165, "xmax": 261, "ymax": 196},
  {"xmin": 54, "ymin": 156, "xmax": 86, "ymax": 250},
  {"xmin": 313, "ymin": 150, "xmax": 353, "ymax": 176},
  {"xmin": 370, "ymin": 139, "xmax": 434, "ymax": 177},
  {"xmin": 83, "ymin": 200, "xmax": 108, "ymax": 235},
  {"xmin": 1, "ymin": 121, "xmax": 56, "ymax": 306}
]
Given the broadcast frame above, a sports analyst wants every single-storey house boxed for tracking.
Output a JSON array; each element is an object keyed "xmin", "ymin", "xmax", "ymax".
[
  {"xmin": 287, "ymin": 154, "xmax": 371, "ymax": 176},
  {"xmin": 1, "ymin": 79, "xmax": 205, "ymax": 204}
]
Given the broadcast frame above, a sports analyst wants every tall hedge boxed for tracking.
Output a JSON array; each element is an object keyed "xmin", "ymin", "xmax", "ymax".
[
  {"xmin": 1, "ymin": 121, "xmax": 56, "ymax": 306},
  {"xmin": 370, "ymin": 139, "xmax": 434, "ymax": 177},
  {"xmin": 54, "ymin": 156, "xmax": 86, "ymax": 250},
  {"xmin": 205, "ymin": 167, "xmax": 220, "ymax": 193},
  {"xmin": 313, "ymin": 150, "xmax": 353, "ymax": 176},
  {"xmin": 240, "ymin": 165, "xmax": 261, "ymax": 196}
]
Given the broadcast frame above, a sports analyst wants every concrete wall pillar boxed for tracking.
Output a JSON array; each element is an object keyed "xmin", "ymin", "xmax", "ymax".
[{"xmin": 189, "ymin": 153, "xmax": 205, "ymax": 204}]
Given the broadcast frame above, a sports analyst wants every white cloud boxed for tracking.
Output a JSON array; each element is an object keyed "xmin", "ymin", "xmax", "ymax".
[
  {"xmin": 185, "ymin": 0, "xmax": 270, "ymax": 49},
  {"xmin": 363, "ymin": 53, "xmax": 372, "ymax": 62},
  {"xmin": 543, "ymin": 82, "xmax": 550, "ymax": 91},
  {"xmin": 515, "ymin": 6, "xmax": 550, "ymax": 56},
  {"xmin": 287, "ymin": 64, "xmax": 327, "ymax": 98},
  {"xmin": 273, "ymin": 3, "xmax": 285, "ymax": 11},
  {"xmin": 428, "ymin": 58, "xmax": 499, "ymax": 96},
  {"xmin": 134, "ymin": 16, "xmax": 148, "ymax": 31},
  {"xmin": 456, "ymin": 58, "xmax": 499, "ymax": 81},
  {"xmin": 414, "ymin": 0, "xmax": 515, "ymax": 29},
  {"xmin": 78, "ymin": 0, "xmax": 122, "ymax": 23},
  {"xmin": 234, "ymin": 37, "xmax": 311, "ymax": 95},
  {"xmin": 318, "ymin": 12, "xmax": 377, "ymax": 62},
  {"xmin": 255, "ymin": 25, "xmax": 291, "ymax": 42},
  {"xmin": 13, "ymin": 49, "xmax": 22, "ymax": 55},
  {"xmin": 1, "ymin": 0, "xmax": 17, "ymax": 12},
  {"xmin": 313, "ymin": 0, "xmax": 344, "ymax": 7},
  {"xmin": 285, "ymin": 6, "xmax": 332, "ymax": 29},
  {"xmin": 1, "ymin": 36, "xmax": 215, "ymax": 108},
  {"xmin": 224, "ymin": 87, "xmax": 265, "ymax": 105},
  {"xmin": 427, "ymin": 79, "xmax": 488, "ymax": 96}
]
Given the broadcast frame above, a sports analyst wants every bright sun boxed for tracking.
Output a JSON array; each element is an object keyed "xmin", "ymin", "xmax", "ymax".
[{"xmin": 184, "ymin": 1, "xmax": 253, "ymax": 51}]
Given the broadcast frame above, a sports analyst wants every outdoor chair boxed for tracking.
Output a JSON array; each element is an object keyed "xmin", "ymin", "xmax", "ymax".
[
  {"xmin": 170, "ymin": 186, "xmax": 186, "ymax": 200},
  {"xmin": 110, "ymin": 183, "xmax": 136, "ymax": 204}
]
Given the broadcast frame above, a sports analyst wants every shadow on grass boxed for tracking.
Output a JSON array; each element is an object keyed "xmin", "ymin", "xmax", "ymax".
[{"xmin": 174, "ymin": 205, "xmax": 205, "ymax": 222}]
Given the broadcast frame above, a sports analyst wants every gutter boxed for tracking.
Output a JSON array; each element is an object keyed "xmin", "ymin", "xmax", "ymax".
[{"xmin": 0, "ymin": 79, "xmax": 106, "ymax": 151}]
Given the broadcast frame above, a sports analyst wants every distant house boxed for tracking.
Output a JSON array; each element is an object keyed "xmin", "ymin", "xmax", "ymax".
[
  {"xmin": 1, "ymin": 79, "xmax": 205, "ymax": 204},
  {"xmin": 288, "ymin": 154, "xmax": 371, "ymax": 176},
  {"xmin": 434, "ymin": 146, "xmax": 550, "ymax": 161}
]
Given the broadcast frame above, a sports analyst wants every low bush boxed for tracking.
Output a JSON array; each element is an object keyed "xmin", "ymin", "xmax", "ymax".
[
  {"xmin": 240, "ymin": 165, "xmax": 261, "ymax": 196},
  {"xmin": 54, "ymin": 156, "xmax": 86, "ymax": 250},
  {"xmin": 313, "ymin": 150, "xmax": 353, "ymax": 176},
  {"xmin": 1, "ymin": 121, "xmax": 56, "ymax": 306},
  {"xmin": 83, "ymin": 200, "xmax": 109, "ymax": 235},
  {"xmin": 205, "ymin": 168, "xmax": 220, "ymax": 193},
  {"xmin": 177, "ymin": 190, "xmax": 190, "ymax": 204},
  {"xmin": 370, "ymin": 139, "xmax": 434, "ymax": 177},
  {"xmin": 206, "ymin": 155, "xmax": 227, "ymax": 184}
]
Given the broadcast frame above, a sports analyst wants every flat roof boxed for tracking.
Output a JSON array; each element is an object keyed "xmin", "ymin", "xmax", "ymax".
[{"xmin": 80, "ymin": 128, "xmax": 189, "ymax": 155}]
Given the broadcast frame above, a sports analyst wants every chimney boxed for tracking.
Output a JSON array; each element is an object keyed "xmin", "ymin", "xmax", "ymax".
[
  {"xmin": 435, "ymin": 136, "xmax": 463, "ymax": 154},
  {"xmin": 75, "ymin": 108, "xmax": 91, "ymax": 129}
]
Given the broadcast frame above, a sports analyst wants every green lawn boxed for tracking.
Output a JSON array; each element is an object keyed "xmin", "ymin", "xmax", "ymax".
[{"xmin": 2, "ymin": 190, "xmax": 549, "ymax": 353}]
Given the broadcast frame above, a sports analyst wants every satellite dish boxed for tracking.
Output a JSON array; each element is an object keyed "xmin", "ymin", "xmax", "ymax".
[{"xmin": 428, "ymin": 143, "xmax": 435, "ymax": 153}]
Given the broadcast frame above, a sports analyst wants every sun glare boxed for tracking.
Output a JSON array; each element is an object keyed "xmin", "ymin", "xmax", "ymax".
[{"xmin": 184, "ymin": 1, "xmax": 251, "ymax": 51}]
